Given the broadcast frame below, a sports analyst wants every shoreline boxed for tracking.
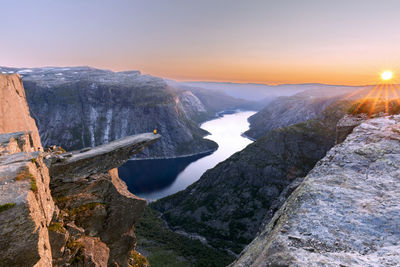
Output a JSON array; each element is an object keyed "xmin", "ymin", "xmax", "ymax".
[
  {"xmin": 129, "ymin": 148, "xmax": 217, "ymax": 161},
  {"xmin": 130, "ymin": 109, "xmax": 256, "ymax": 161}
]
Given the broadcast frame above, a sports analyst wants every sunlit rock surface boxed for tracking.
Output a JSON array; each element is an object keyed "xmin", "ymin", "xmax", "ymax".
[
  {"xmin": 1, "ymin": 74, "xmax": 54, "ymax": 266},
  {"xmin": 0, "ymin": 131, "xmax": 54, "ymax": 267},
  {"xmin": 232, "ymin": 116, "xmax": 400, "ymax": 266},
  {"xmin": 0, "ymin": 74, "xmax": 41, "ymax": 148},
  {"xmin": 0, "ymin": 73, "xmax": 157, "ymax": 266},
  {"xmin": 49, "ymin": 133, "xmax": 160, "ymax": 181}
]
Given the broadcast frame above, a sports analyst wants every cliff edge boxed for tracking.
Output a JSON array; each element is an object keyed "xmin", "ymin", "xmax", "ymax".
[
  {"xmin": 0, "ymin": 74, "xmax": 159, "ymax": 266},
  {"xmin": 232, "ymin": 115, "xmax": 400, "ymax": 266}
]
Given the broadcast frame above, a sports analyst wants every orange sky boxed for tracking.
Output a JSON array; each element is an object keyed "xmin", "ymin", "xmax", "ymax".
[{"xmin": 2, "ymin": 0, "xmax": 400, "ymax": 85}]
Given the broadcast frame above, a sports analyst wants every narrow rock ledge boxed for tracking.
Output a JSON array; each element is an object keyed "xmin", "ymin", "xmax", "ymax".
[{"xmin": 49, "ymin": 133, "xmax": 161, "ymax": 181}]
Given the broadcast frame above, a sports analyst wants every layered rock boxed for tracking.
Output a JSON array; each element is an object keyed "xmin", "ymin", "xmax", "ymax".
[
  {"xmin": 48, "ymin": 134, "xmax": 159, "ymax": 266},
  {"xmin": 232, "ymin": 116, "xmax": 400, "ymax": 266},
  {"xmin": 1, "ymin": 74, "xmax": 54, "ymax": 266},
  {"xmin": 0, "ymin": 74, "xmax": 41, "ymax": 147},
  {"xmin": 0, "ymin": 131, "xmax": 54, "ymax": 267},
  {"xmin": 0, "ymin": 74, "xmax": 159, "ymax": 266}
]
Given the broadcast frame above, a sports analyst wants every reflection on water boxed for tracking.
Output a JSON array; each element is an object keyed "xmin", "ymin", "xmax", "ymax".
[{"xmin": 118, "ymin": 111, "xmax": 255, "ymax": 201}]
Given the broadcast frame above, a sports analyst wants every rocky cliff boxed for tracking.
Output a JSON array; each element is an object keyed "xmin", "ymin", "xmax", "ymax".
[
  {"xmin": 243, "ymin": 85, "xmax": 370, "ymax": 140},
  {"xmin": 152, "ymin": 100, "xmax": 351, "ymax": 255},
  {"xmin": 0, "ymin": 74, "xmax": 159, "ymax": 266},
  {"xmin": 232, "ymin": 115, "xmax": 400, "ymax": 266},
  {"xmin": 0, "ymin": 66, "xmax": 256, "ymax": 159}
]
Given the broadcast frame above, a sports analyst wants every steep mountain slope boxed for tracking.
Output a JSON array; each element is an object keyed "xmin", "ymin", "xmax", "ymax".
[
  {"xmin": 171, "ymin": 84, "xmax": 262, "ymax": 123},
  {"xmin": 0, "ymin": 66, "xmax": 255, "ymax": 159},
  {"xmin": 244, "ymin": 87, "xmax": 362, "ymax": 140},
  {"xmin": 232, "ymin": 115, "xmax": 400, "ymax": 266},
  {"xmin": 152, "ymin": 100, "xmax": 351, "ymax": 254}
]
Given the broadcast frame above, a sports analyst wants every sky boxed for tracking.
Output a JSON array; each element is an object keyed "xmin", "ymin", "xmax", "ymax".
[{"xmin": 2, "ymin": 0, "xmax": 400, "ymax": 85}]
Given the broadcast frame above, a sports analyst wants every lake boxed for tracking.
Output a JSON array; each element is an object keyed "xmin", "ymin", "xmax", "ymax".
[{"xmin": 118, "ymin": 111, "xmax": 256, "ymax": 201}]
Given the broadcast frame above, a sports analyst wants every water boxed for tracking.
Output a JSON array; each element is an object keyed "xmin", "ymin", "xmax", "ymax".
[{"xmin": 118, "ymin": 111, "xmax": 256, "ymax": 200}]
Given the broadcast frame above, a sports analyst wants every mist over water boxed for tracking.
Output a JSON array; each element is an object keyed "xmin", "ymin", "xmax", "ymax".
[{"xmin": 119, "ymin": 111, "xmax": 255, "ymax": 201}]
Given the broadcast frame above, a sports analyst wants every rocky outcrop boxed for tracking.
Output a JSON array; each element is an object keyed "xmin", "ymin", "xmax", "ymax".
[
  {"xmin": 153, "ymin": 101, "xmax": 351, "ymax": 255},
  {"xmin": 49, "ymin": 133, "xmax": 160, "ymax": 181},
  {"xmin": 0, "ymin": 74, "xmax": 158, "ymax": 266},
  {"xmin": 0, "ymin": 131, "xmax": 54, "ymax": 267},
  {"xmin": 1, "ymin": 74, "xmax": 54, "ymax": 266},
  {"xmin": 244, "ymin": 93, "xmax": 343, "ymax": 140},
  {"xmin": 48, "ymin": 135, "xmax": 159, "ymax": 266},
  {"xmin": 232, "ymin": 116, "xmax": 400, "ymax": 266},
  {"xmin": 0, "ymin": 74, "xmax": 41, "ymax": 148},
  {"xmin": 336, "ymin": 114, "xmax": 366, "ymax": 144}
]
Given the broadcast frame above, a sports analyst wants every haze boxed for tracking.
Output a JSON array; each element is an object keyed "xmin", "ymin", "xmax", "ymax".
[{"xmin": 2, "ymin": 0, "xmax": 400, "ymax": 85}]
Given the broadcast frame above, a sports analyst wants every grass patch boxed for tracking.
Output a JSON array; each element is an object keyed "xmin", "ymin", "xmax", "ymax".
[
  {"xmin": 68, "ymin": 202, "xmax": 105, "ymax": 216},
  {"xmin": 30, "ymin": 179, "xmax": 37, "ymax": 192},
  {"xmin": 129, "ymin": 250, "xmax": 150, "ymax": 267},
  {"xmin": 16, "ymin": 169, "xmax": 37, "ymax": 193},
  {"xmin": 16, "ymin": 169, "xmax": 34, "ymax": 181},
  {"xmin": 48, "ymin": 222, "xmax": 66, "ymax": 233},
  {"xmin": 135, "ymin": 206, "xmax": 234, "ymax": 267},
  {"xmin": 66, "ymin": 239, "xmax": 85, "ymax": 264},
  {"xmin": 0, "ymin": 203, "xmax": 16, "ymax": 213}
]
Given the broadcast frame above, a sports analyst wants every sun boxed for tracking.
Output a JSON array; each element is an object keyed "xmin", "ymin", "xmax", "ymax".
[{"xmin": 381, "ymin": 71, "xmax": 393, "ymax": 81}]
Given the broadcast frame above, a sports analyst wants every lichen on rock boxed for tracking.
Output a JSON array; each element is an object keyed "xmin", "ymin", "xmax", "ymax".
[
  {"xmin": 232, "ymin": 115, "xmax": 400, "ymax": 266},
  {"xmin": 0, "ymin": 74, "xmax": 159, "ymax": 266}
]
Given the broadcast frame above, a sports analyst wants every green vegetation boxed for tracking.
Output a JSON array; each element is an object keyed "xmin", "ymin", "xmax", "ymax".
[
  {"xmin": 48, "ymin": 222, "xmax": 66, "ymax": 233},
  {"xmin": 16, "ymin": 169, "xmax": 34, "ymax": 181},
  {"xmin": 68, "ymin": 202, "xmax": 105, "ymax": 216},
  {"xmin": 347, "ymin": 98, "xmax": 400, "ymax": 115},
  {"xmin": 30, "ymin": 179, "xmax": 37, "ymax": 192},
  {"xmin": 0, "ymin": 203, "xmax": 16, "ymax": 213},
  {"xmin": 135, "ymin": 206, "xmax": 234, "ymax": 267},
  {"xmin": 129, "ymin": 250, "xmax": 150, "ymax": 267},
  {"xmin": 66, "ymin": 239, "xmax": 85, "ymax": 264},
  {"xmin": 15, "ymin": 169, "xmax": 38, "ymax": 193}
]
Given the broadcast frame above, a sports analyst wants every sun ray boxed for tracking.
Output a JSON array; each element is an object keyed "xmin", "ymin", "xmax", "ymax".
[
  {"xmin": 391, "ymin": 84, "xmax": 400, "ymax": 105},
  {"xmin": 368, "ymin": 84, "xmax": 384, "ymax": 118},
  {"xmin": 352, "ymin": 84, "xmax": 381, "ymax": 114},
  {"xmin": 388, "ymin": 84, "xmax": 400, "ymax": 117},
  {"xmin": 342, "ymin": 87, "xmax": 366, "ymax": 100},
  {"xmin": 384, "ymin": 83, "xmax": 389, "ymax": 115}
]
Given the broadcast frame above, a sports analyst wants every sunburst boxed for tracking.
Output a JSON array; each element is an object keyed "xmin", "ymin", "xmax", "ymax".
[{"xmin": 349, "ymin": 69, "xmax": 400, "ymax": 117}]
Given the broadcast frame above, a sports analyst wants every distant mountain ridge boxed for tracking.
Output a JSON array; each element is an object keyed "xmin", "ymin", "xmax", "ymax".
[
  {"xmin": 0, "ymin": 66, "xmax": 258, "ymax": 159},
  {"xmin": 180, "ymin": 81, "xmax": 362, "ymax": 101}
]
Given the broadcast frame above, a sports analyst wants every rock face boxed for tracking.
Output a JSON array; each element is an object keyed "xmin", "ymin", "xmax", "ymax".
[
  {"xmin": 0, "ymin": 131, "xmax": 54, "ymax": 267},
  {"xmin": 336, "ymin": 114, "xmax": 366, "ymax": 144},
  {"xmin": 0, "ymin": 74, "xmax": 158, "ymax": 266},
  {"xmin": 48, "ymin": 135, "xmax": 159, "ymax": 266},
  {"xmin": 0, "ymin": 66, "xmax": 256, "ymax": 159},
  {"xmin": 49, "ymin": 133, "xmax": 160, "ymax": 181},
  {"xmin": 244, "ymin": 93, "xmax": 344, "ymax": 140},
  {"xmin": 232, "ymin": 116, "xmax": 400, "ymax": 266},
  {"xmin": 153, "ymin": 101, "xmax": 351, "ymax": 254},
  {"xmin": 0, "ymin": 74, "xmax": 41, "ymax": 148}
]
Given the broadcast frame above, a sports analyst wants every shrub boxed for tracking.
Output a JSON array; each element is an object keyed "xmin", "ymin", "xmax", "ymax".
[{"xmin": 0, "ymin": 203, "xmax": 16, "ymax": 213}]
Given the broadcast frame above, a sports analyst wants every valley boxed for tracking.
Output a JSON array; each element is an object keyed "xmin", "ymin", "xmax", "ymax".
[{"xmin": 119, "ymin": 111, "xmax": 255, "ymax": 200}]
